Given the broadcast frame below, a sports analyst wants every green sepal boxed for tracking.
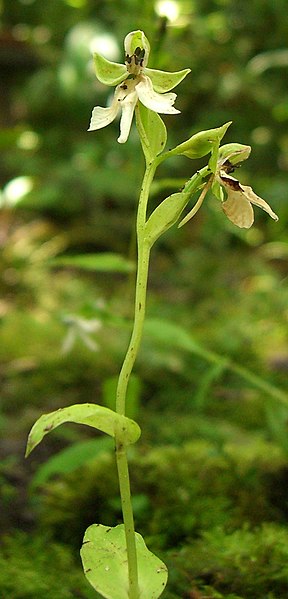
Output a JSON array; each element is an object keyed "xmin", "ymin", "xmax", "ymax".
[
  {"xmin": 145, "ymin": 191, "xmax": 190, "ymax": 247},
  {"xmin": 126, "ymin": 30, "xmax": 150, "ymax": 57},
  {"xmin": 211, "ymin": 178, "xmax": 224, "ymax": 201},
  {"xmin": 81, "ymin": 524, "xmax": 168, "ymax": 599},
  {"xmin": 146, "ymin": 67, "xmax": 191, "ymax": 92},
  {"xmin": 173, "ymin": 122, "xmax": 232, "ymax": 159},
  {"xmin": 136, "ymin": 104, "xmax": 167, "ymax": 162},
  {"xmin": 93, "ymin": 53, "xmax": 127, "ymax": 86},
  {"xmin": 25, "ymin": 403, "xmax": 141, "ymax": 457},
  {"xmin": 218, "ymin": 143, "xmax": 251, "ymax": 165}
]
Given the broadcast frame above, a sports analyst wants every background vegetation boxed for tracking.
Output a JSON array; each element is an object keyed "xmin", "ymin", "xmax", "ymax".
[{"xmin": 0, "ymin": 1, "xmax": 288, "ymax": 597}]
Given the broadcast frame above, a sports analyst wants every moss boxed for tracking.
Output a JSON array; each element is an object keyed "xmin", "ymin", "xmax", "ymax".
[
  {"xmin": 35, "ymin": 434, "xmax": 288, "ymax": 550},
  {"xmin": 3, "ymin": 526, "xmax": 286, "ymax": 599},
  {"xmin": 164, "ymin": 523, "xmax": 288, "ymax": 598},
  {"xmin": 0, "ymin": 531, "xmax": 97, "ymax": 598}
]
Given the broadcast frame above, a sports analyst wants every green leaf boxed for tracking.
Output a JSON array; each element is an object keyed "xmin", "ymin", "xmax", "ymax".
[
  {"xmin": 145, "ymin": 318, "xmax": 288, "ymax": 408},
  {"xmin": 25, "ymin": 404, "xmax": 141, "ymax": 457},
  {"xmin": 145, "ymin": 191, "xmax": 190, "ymax": 246},
  {"xmin": 81, "ymin": 524, "xmax": 168, "ymax": 599},
  {"xmin": 146, "ymin": 67, "xmax": 191, "ymax": 92},
  {"xmin": 264, "ymin": 400, "xmax": 288, "ymax": 453},
  {"xmin": 173, "ymin": 122, "xmax": 232, "ymax": 159},
  {"xmin": 136, "ymin": 104, "xmax": 167, "ymax": 161},
  {"xmin": 30, "ymin": 437, "xmax": 113, "ymax": 489},
  {"xmin": 145, "ymin": 317, "xmax": 201, "ymax": 353},
  {"xmin": 93, "ymin": 53, "xmax": 127, "ymax": 86},
  {"xmin": 193, "ymin": 363, "xmax": 226, "ymax": 410},
  {"xmin": 51, "ymin": 253, "xmax": 135, "ymax": 273}
]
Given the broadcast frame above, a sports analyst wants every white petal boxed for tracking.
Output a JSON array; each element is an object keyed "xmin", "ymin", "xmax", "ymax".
[
  {"xmin": 117, "ymin": 90, "xmax": 138, "ymax": 143},
  {"xmin": 79, "ymin": 331, "xmax": 99, "ymax": 352},
  {"xmin": 76, "ymin": 317, "xmax": 102, "ymax": 333},
  {"xmin": 136, "ymin": 75, "xmax": 180, "ymax": 114},
  {"xmin": 241, "ymin": 185, "xmax": 279, "ymax": 222},
  {"xmin": 88, "ymin": 95, "xmax": 119, "ymax": 131},
  {"xmin": 222, "ymin": 190, "xmax": 254, "ymax": 228},
  {"xmin": 61, "ymin": 329, "xmax": 75, "ymax": 354}
]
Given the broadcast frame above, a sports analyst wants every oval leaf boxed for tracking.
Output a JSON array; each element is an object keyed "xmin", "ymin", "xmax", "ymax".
[
  {"xmin": 81, "ymin": 524, "xmax": 168, "ymax": 599},
  {"xmin": 136, "ymin": 103, "xmax": 167, "ymax": 161},
  {"xmin": 25, "ymin": 404, "xmax": 141, "ymax": 457},
  {"xmin": 145, "ymin": 191, "xmax": 189, "ymax": 246}
]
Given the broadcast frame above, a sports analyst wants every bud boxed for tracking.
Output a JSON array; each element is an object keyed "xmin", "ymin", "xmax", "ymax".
[{"xmin": 173, "ymin": 122, "xmax": 232, "ymax": 159}]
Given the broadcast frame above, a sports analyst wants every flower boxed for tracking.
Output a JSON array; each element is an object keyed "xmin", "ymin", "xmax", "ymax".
[
  {"xmin": 216, "ymin": 145, "xmax": 279, "ymax": 228},
  {"xmin": 88, "ymin": 30, "xmax": 190, "ymax": 143},
  {"xmin": 179, "ymin": 143, "xmax": 278, "ymax": 229},
  {"xmin": 61, "ymin": 315, "xmax": 102, "ymax": 354}
]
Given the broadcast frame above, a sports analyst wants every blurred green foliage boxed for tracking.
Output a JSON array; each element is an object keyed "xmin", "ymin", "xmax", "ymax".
[{"xmin": 1, "ymin": 0, "xmax": 288, "ymax": 597}]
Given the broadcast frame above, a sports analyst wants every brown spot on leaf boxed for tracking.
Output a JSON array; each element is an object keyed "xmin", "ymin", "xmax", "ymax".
[{"xmin": 43, "ymin": 424, "xmax": 53, "ymax": 432}]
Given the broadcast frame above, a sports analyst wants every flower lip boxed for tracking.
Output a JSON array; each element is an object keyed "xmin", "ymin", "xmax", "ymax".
[{"xmin": 220, "ymin": 174, "xmax": 279, "ymax": 228}]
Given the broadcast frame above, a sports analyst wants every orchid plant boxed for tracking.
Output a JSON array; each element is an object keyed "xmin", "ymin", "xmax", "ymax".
[{"xmin": 26, "ymin": 30, "xmax": 278, "ymax": 599}]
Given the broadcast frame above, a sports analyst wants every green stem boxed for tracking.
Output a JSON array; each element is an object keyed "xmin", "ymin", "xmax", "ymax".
[
  {"xmin": 115, "ymin": 160, "xmax": 157, "ymax": 599},
  {"xmin": 114, "ymin": 154, "xmax": 209, "ymax": 599},
  {"xmin": 116, "ymin": 161, "xmax": 156, "ymax": 415},
  {"xmin": 115, "ymin": 443, "xmax": 139, "ymax": 599}
]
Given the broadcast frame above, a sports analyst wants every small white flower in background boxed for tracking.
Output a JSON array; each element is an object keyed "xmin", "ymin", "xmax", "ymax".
[
  {"xmin": 61, "ymin": 315, "xmax": 102, "ymax": 354},
  {"xmin": 88, "ymin": 30, "xmax": 190, "ymax": 143},
  {"xmin": 216, "ymin": 145, "xmax": 279, "ymax": 228}
]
